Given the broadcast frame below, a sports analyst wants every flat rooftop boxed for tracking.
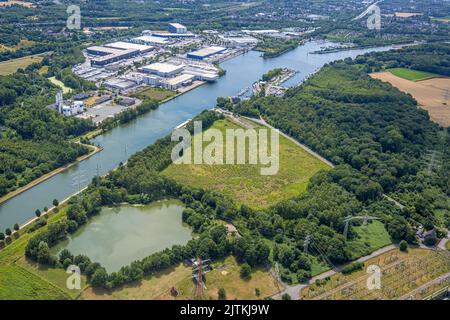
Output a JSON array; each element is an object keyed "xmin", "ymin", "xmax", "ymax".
[
  {"xmin": 169, "ymin": 23, "xmax": 186, "ymax": 29},
  {"xmin": 134, "ymin": 35, "xmax": 170, "ymax": 44},
  {"xmin": 164, "ymin": 74, "xmax": 195, "ymax": 85},
  {"xmin": 104, "ymin": 41, "xmax": 153, "ymax": 52},
  {"xmin": 188, "ymin": 46, "xmax": 227, "ymax": 57},
  {"xmin": 87, "ymin": 45, "xmax": 125, "ymax": 55},
  {"xmin": 142, "ymin": 62, "xmax": 184, "ymax": 73}
]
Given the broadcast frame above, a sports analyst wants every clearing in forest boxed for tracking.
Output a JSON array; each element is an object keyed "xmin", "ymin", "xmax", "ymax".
[{"xmin": 162, "ymin": 118, "xmax": 330, "ymax": 209}]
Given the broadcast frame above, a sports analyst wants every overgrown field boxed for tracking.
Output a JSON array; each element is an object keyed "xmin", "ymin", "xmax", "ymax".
[
  {"xmin": 131, "ymin": 87, "xmax": 176, "ymax": 102},
  {"xmin": 82, "ymin": 256, "xmax": 280, "ymax": 300},
  {"xmin": 346, "ymin": 221, "xmax": 392, "ymax": 260},
  {"xmin": 162, "ymin": 118, "xmax": 330, "ymax": 208}
]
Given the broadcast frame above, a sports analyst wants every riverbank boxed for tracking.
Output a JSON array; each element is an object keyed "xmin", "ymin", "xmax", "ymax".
[
  {"xmin": 0, "ymin": 144, "xmax": 102, "ymax": 207},
  {"xmin": 0, "ymin": 40, "xmax": 396, "ymax": 230},
  {"xmin": 310, "ymin": 41, "xmax": 421, "ymax": 54}
]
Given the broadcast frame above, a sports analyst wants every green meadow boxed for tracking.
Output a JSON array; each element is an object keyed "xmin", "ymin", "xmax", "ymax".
[{"xmin": 162, "ymin": 118, "xmax": 330, "ymax": 209}]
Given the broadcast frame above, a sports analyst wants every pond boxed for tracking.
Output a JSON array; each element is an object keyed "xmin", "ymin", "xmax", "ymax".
[{"xmin": 52, "ymin": 199, "xmax": 192, "ymax": 272}]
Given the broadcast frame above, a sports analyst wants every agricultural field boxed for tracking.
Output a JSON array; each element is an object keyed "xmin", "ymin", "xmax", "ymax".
[
  {"xmin": 82, "ymin": 256, "xmax": 280, "ymax": 300},
  {"xmin": 346, "ymin": 221, "xmax": 392, "ymax": 260},
  {"xmin": 131, "ymin": 87, "xmax": 176, "ymax": 102},
  {"xmin": 0, "ymin": 54, "xmax": 44, "ymax": 76},
  {"xmin": 370, "ymin": 72, "xmax": 450, "ymax": 127},
  {"xmin": 300, "ymin": 248, "xmax": 450, "ymax": 300},
  {"xmin": 387, "ymin": 68, "xmax": 439, "ymax": 81},
  {"xmin": 162, "ymin": 118, "xmax": 330, "ymax": 208}
]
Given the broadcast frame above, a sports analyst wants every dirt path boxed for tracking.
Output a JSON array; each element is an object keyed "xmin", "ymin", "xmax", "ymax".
[{"xmin": 271, "ymin": 244, "xmax": 398, "ymax": 300}]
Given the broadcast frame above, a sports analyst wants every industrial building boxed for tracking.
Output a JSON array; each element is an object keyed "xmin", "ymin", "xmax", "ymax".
[
  {"xmin": 104, "ymin": 78, "xmax": 137, "ymax": 91},
  {"xmin": 141, "ymin": 62, "xmax": 185, "ymax": 77},
  {"xmin": 187, "ymin": 46, "xmax": 227, "ymax": 60},
  {"xmin": 133, "ymin": 35, "xmax": 171, "ymax": 46},
  {"xmin": 183, "ymin": 68, "xmax": 219, "ymax": 81},
  {"xmin": 87, "ymin": 45, "xmax": 139, "ymax": 66},
  {"xmin": 161, "ymin": 74, "xmax": 195, "ymax": 90},
  {"xmin": 117, "ymin": 97, "xmax": 136, "ymax": 106},
  {"xmin": 168, "ymin": 23, "xmax": 187, "ymax": 34},
  {"xmin": 103, "ymin": 41, "xmax": 153, "ymax": 54},
  {"xmin": 143, "ymin": 75, "xmax": 163, "ymax": 86},
  {"xmin": 48, "ymin": 91, "xmax": 85, "ymax": 117},
  {"xmin": 219, "ymin": 36, "xmax": 259, "ymax": 47},
  {"xmin": 152, "ymin": 32, "xmax": 196, "ymax": 38}
]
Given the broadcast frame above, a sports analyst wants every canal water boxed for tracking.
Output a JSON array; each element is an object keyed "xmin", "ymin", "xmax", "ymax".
[
  {"xmin": 0, "ymin": 41, "xmax": 393, "ymax": 229},
  {"xmin": 51, "ymin": 200, "xmax": 191, "ymax": 272}
]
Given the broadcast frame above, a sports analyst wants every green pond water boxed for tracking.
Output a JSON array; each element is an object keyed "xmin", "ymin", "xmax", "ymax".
[{"xmin": 52, "ymin": 199, "xmax": 192, "ymax": 272}]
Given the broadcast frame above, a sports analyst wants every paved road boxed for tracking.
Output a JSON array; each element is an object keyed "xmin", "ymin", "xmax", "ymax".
[{"xmin": 272, "ymin": 244, "xmax": 398, "ymax": 300}]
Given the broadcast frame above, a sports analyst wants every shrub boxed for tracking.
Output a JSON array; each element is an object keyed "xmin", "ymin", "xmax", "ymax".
[
  {"xmin": 240, "ymin": 263, "xmax": 252, "ymax": 280},
  {"xmin": 341, "ymin": 262, "xmax": 364, "ymax": 275},
  {"xmin": 218, "ymin": 288, "xmax": 227, "ymax": 300},
  {"xmin": 399, "ymin": 240, "xmax": 408, "ymax": 252}
]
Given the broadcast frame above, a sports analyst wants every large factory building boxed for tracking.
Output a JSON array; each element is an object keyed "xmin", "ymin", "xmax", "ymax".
[{"xmin": 186, "ymin": 46, "xmax": 227, "ymax": 60}]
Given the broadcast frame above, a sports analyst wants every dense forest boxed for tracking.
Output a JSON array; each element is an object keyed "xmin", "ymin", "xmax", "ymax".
[
  {"xmin": 353, "ymin": 43, "xmax": 450, "ymax": 76},
  {"xmin": 0, "ymin": 62, "xmax": 94, "ymax": 197}
]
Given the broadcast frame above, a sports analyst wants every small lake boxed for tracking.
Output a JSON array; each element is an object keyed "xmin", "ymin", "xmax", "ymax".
[{"xmin": 52, "ymin": 199, "xmax": 192, "ymax": 272}]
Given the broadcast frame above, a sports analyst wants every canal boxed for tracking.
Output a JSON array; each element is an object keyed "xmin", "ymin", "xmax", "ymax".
[{"xmin": 0, "ymin": 41, "xmax": 392, "ymax": 229}]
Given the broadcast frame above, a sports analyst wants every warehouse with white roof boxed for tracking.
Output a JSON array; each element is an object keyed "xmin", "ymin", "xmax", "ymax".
[
  {"xmin": 104, "ymin": 41, "xmax": 153, "ymax": 53},
  {"xmin": 141, "ymin": 62, "xmax": 185, "ymax": 77},
  {"xmin": 187, "ymin": 46, "xmax": 227, "ymax": 60},
  {"xmin": 133, "ymin": 35, "xmax": 171, "ymax": 46}
]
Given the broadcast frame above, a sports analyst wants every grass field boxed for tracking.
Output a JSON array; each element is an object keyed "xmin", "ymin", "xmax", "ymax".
[
  {"xmin": 346, "ymin": 221, "xmax": 392, "ymax": 260},
  {"xmin": 132, "ymin": 87, "xmax": 176, "ymax": 102},
  {"xmin": 300, "ymin": 248, "xmax": 450, "ymax": 300},
  {"xmin": 82, "ymin": 256, "xmax": 281, "ymax": 300},
  {"xmin": 38, "ymin": 65, "xmax": 49, "ymax": 75},
  {"xmin": 387, "ymin": 68, "xmax": 439, "ymax": 81},
  {"xmin": 0, "ymin": 207, "xmax": 75, "ymax": 300},
  {"xmin": 48, "ymin": 76, "xmax": 73, "ymax": 94},
  {"xmin": 0, "ymin": 264, "xmax": 69, "ymax": 300},
  {"xmin": 162, "ymin": 118, "xmax": 329, "ymax": 208},
  {"xmin": 0, "ymin": 54, "xmax": 44, "ymax": 76}
]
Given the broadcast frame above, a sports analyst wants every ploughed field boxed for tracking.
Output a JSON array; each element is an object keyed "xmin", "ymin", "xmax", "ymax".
[{"xmin": 162, "ymin": 118, "xmax": 330, "ymax": 208}]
